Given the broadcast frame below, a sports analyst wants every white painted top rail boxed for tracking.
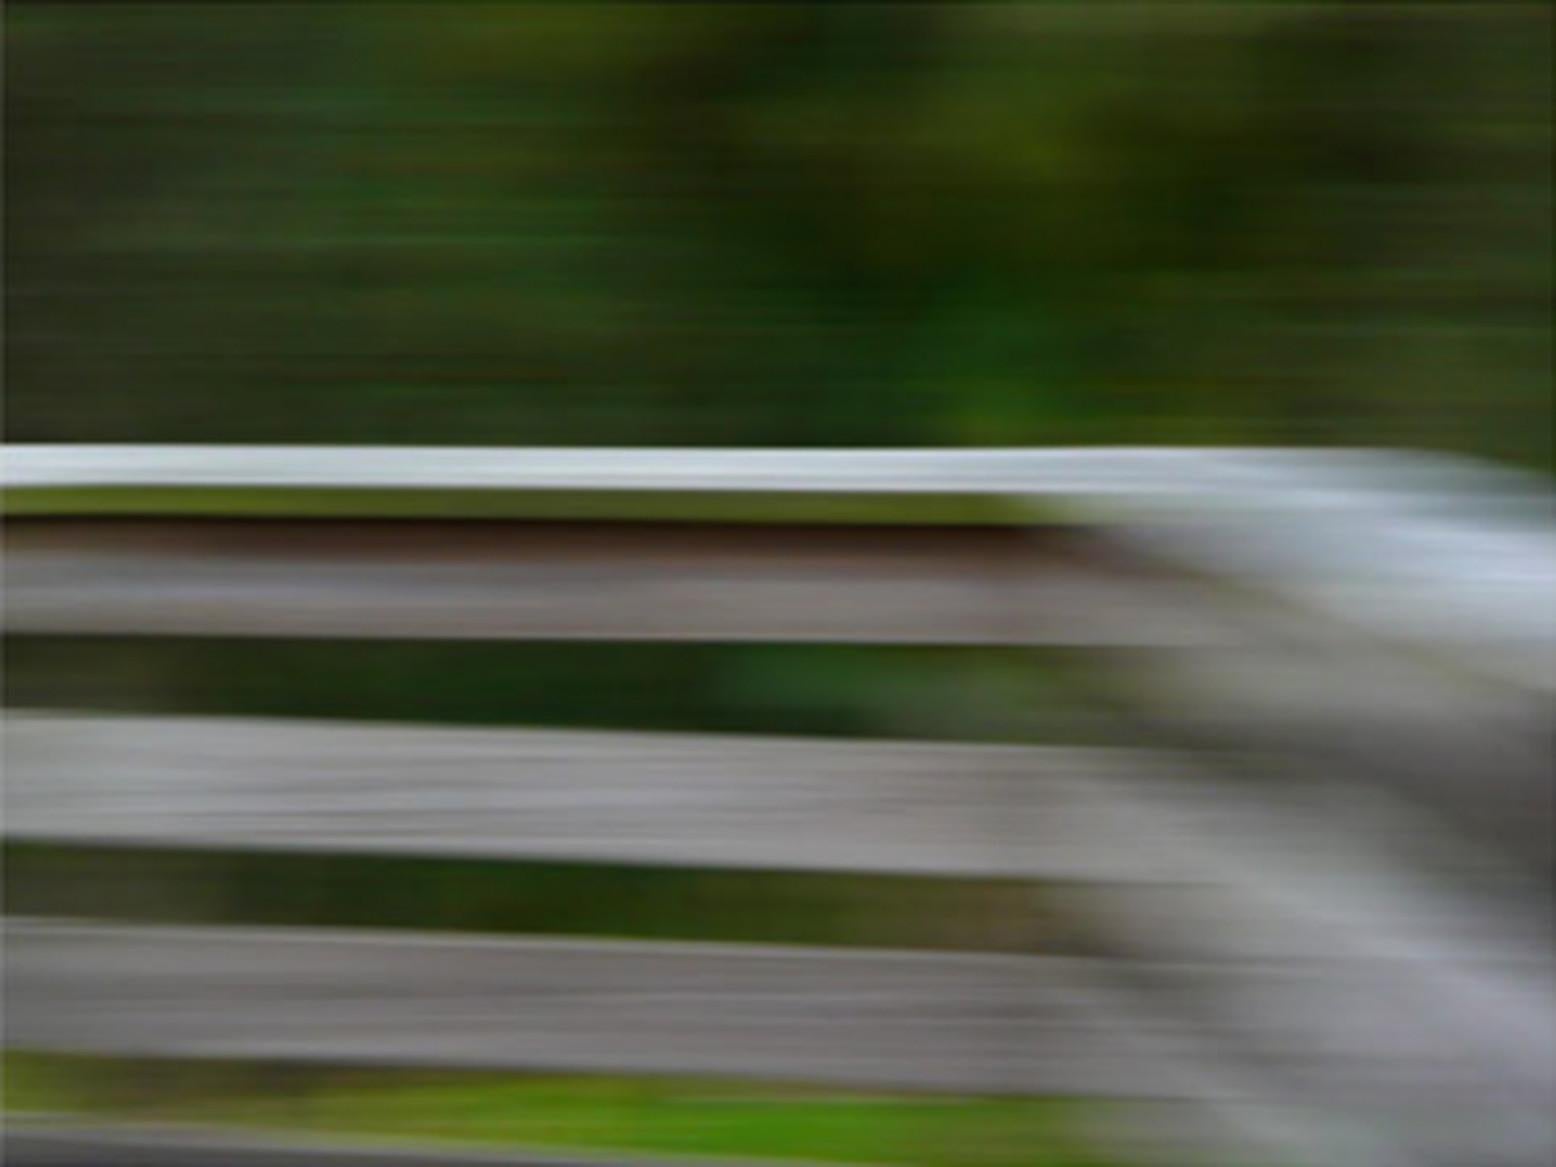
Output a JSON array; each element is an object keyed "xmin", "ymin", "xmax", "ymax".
[{"xmin": 0, "ymin": 443, "xmax": 1368, "ymax": 495}]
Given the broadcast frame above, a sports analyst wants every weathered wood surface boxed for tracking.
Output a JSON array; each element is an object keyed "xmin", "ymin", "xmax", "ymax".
[
  {"xmin": 2, "ymin": 713, "xmax": 1196, "ymax": 880},
  {"xmin": 0, "ymin": 1123, "xmax": 688, "ymax": 1167},
  {"xmin": 2, "ymin": 921, "xmax": 1230, "ymax": 1100},
  {"xmin": 1, "ymin": 520, "xmax": 1226, "ymax": 647},
  {"xmin": 10, "ymin": 918, "xmax": 1550, "ymax": 1165}
]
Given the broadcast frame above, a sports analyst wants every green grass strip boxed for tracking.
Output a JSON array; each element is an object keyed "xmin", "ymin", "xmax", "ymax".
[
  {"xmin": 3, "ymin": 486, "xmax": 1060, "ymax": 527},
  {"xmin": 3, "ymin": 1053, "xmax": 1119, "ymax": 1167}
]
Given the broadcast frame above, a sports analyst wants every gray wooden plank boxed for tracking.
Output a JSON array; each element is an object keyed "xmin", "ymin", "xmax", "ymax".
[
  {"xmin": 0, "ymin": 921, "xmax": 1234, "ymax": 1100},
  {"xmin": 0, "ymin": 525, "xmax": 1226, "ymax": 647},
  {"xmin": 10, "ymin": 921, "xmax": 1548, "ymax": 1164},
  {"xmin": 1, "ymin": 713, "xmax": 1194, "ymax": 881},
  {"xmin": 1, "ymin": 1123, "xmax": 735, "ymax": 1167}
]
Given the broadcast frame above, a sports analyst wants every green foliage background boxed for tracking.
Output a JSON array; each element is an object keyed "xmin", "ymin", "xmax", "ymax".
[{"xmin": 8, "ymin": 3, "xmax": 1552, "ymax": 465}]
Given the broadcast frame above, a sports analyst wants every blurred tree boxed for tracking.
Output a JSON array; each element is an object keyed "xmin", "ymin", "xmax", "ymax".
[{"xmin": 5, "ymin": 3, "xmax": 1550, "ymax": 467}]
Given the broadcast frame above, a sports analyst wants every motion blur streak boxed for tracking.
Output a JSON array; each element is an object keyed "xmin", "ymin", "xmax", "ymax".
[
  {"xmin": 3, "ymin": 5, "xmax": 1552, "ymax": 1167},
  {"xmin": 7, "ymin": 4, "xmax": 1550, "ymax": 461}
]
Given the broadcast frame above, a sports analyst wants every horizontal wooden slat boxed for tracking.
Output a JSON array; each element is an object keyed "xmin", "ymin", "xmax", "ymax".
[
  {"xmin": 9, "ymin": 918, "xmax": 1549, "ymax": 1167},
  {"xmin": 2, "ymin": 921, "xmax": 1228, "ymax": 1099},
  {"xmin": 1, "ymin": 713, "xmax": 1196, "ymax": 880},
  {"xmin": 0, "ymin": 445, "xmax": 1188, "ymax": 530},
  {"xmin": 0, "ymin": 445, "xmax": 1265, "ymax": 498},
  {"xmin": 0, "ymin": 520, "xmax": 1229, "ymax": 646},
  {"xmin": 1, "ymin": 1123, "xmax": 666, "ymax": 1167}
]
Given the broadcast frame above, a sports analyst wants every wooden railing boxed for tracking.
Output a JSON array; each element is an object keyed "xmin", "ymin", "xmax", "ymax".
[{"xmin": 4, "ymin": 446, "xmax": 1553, "ymax": 1167}]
